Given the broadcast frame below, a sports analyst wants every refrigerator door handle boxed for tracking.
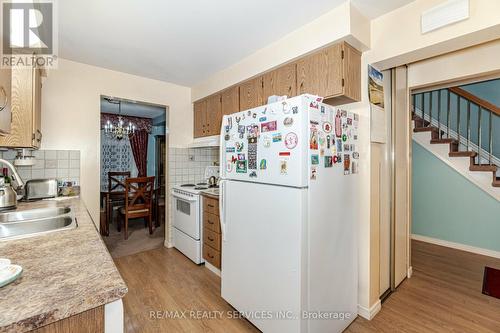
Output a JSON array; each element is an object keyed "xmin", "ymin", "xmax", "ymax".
[{"xmin": 219, "ymin": 179, "xmax": 227, "ymax": 241}]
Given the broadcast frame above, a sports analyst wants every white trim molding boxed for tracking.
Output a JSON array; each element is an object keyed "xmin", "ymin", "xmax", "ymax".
[
  {"xmin": 412, "ymin": 234, "xmax": 500, "ymax": 259},
  {"xmin": 407, "ymin": 266, "xmax": 413, "ymax": 278},
  {"xmin": 358, "ymin": 300, "xmax": 381, "ymax": 320},
  {"xmin": 204, "ymin": 262, "xmax": 221, "ymax": 277}
]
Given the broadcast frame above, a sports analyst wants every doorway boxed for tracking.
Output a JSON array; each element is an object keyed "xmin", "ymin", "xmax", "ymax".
[{"xmin": 99, "ymin": 95, "xmax": 168, "ymax": 258}]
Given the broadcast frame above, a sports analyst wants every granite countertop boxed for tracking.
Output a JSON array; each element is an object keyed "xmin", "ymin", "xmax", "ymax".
[
  {"xmin": 201, "ymin": 188, "xmax": 219, "ymax": 198},
  {"xmin": 0, "ymin": 198, "xmax": 128, "ymax": 332}
]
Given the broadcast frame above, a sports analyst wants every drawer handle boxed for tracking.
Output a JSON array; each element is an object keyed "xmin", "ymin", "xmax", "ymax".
[
  {"xmin": 207, "ymin": 220, "xmax": 214, "ymax": 224},
  {"xmin": 207, "ymin": 204, "xmax": 214, "ymax": 208},
  {"xmin": 208, "ymin": 254, "xmax": 214, "ymax": 259},
  {"xmin": 208, "ymin": 236, "xmax": 214, "ymax": 241}
]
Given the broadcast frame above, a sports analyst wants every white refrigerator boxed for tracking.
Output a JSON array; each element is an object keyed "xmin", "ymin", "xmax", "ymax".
[{"xmin": 219, "ymin": 94, "xmax": 360, "ymax": 333}]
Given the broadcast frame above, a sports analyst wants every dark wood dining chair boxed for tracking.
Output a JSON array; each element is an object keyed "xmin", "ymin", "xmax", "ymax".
[
  {"xmin": 107, "ymin": 171, "xmax": 130, "ymax": 229},
  {"xmin": 117, "ymin": 176, "xmax": 155, "ymax": 240}
]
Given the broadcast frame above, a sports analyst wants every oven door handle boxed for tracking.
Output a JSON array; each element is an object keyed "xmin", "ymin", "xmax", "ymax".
[{"xmin": 172, "ymin": 194, "xmax": 198, "ymax": 202}]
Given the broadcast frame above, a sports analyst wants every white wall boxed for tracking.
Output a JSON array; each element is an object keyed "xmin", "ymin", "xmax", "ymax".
[
  {"xmin": 41, "ymin": 59, "xmax": 192, "ymax": 224},
  {"xmin": 191, "ymin": 2, "xmax": 370, "ymax": 100}
]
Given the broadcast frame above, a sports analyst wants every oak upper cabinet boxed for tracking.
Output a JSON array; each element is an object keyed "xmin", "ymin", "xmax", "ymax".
[
  {"xmin": 193, "ymin": 99, "xmax": 207, "ymax": 138},
  {"xmin": 221, "ymin": 86, "xmax": 239, "ymax": 116},
  {"xmin": 297, "ymin": 42, "xmax": 361, "ymax": 105},
  {"xmin": 0, "ymin": 66, "xmax": 42, "ymax": 148},
  {"xmin": 239, "ymin": 76, "xmax": 264, "ymax": 111},
  {"xmin": 263, "ymin": 63, "xmax": 297, "ymax": 100},
  {"xmin": 206, "ymin": 93, "xmax": 222, "ymax": 135}
]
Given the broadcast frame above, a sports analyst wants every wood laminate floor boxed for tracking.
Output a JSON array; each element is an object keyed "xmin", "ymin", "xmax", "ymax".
[
  {"xmin": 103, "ymin": 218, "xmax": 164, "ymax": 258},
  {"xmin": 114, "ymin": 240, "xmax": 500, "ymax": 333}
]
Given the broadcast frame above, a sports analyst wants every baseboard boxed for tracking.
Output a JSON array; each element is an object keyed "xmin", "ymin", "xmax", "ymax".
[
  {"xmin": 204, "ymin": 262, "xmax": 221, "ymax": 277},
  {"xmin": 164, "ymin": 240, "xmax": 174, "ymax": 248},
  {"xmin": 407, "ymin": 266, "xmax": 413, "ymax": 278},
  {"xmin": 357, "ymin": 300, "xmax": 381, "ymax": 320},
  {"xmin": 412, "ymin": 234, "xmax": 500, "ymax": 259}
]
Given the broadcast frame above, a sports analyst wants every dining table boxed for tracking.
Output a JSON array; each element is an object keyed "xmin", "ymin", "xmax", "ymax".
[{"xmin": 100, "ymin": 186, "xmax": 162, "ymax": 237}]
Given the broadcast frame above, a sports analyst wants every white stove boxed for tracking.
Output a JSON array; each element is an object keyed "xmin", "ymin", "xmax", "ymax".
[{"xmin": 171, "ymin": 167, "xmax": 219, "ymax": 264}]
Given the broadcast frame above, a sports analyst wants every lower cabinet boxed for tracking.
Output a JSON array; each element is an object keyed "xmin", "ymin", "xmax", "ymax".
[{"xmin": 202, "ymin": 196, "xmax": 221, "ymax": 269}]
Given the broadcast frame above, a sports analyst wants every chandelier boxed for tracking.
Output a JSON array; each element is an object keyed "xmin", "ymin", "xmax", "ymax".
[{"xmin": 103, "ymin": 99, "xmax": 136, "ymax": 140}]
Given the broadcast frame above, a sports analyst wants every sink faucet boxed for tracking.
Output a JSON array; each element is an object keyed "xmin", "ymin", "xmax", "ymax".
[{"xmin": 0, "ymin": 158, "xmax": 24, "ymax": 190}]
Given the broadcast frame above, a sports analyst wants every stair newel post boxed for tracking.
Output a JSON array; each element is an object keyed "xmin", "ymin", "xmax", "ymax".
[
  {"xmin": 447, "ymin": 90, "xmax": 451, "ymax": 139},
  {"xmin": 466, "ymin": 100, "xmax": 471, "ymax": 151},
  {"xmin": 489, "ymin": 111, "xmax": 493, "ymax": 165},
  {"xmin": 457, "ymin": 95, "xmax": 461, "ymax": 148},
  {"xmin": 478, "ymin": 106, "xmax": 482, "ymax": 165},
  {"xmin": 429, "ymin": 92, "xmax": 433, "ymax": 127},
  {"xmin": 437, "ymin": 90, "xmax": 442, "ymax": 139}
]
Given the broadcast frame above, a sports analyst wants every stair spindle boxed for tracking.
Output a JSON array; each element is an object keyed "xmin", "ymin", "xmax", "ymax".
[
  {"xmin": 457, "ymin": 95, "xmax": 461, "ymax": 147},
  {"xmin": 489, "ymin": 111, "xmax": 493, "ymax": 165},
  {"xmin": 429, "ymin": 91, "xmax": 433, "ymax": 127},
  {"xmin": 466, "ymin": 100, "xmax": 471, "ymax": 151},
  {"xmin": 421, "ymin": 93, "xmax": 425, "ymax": 126},
  {"xmin": 437, "ymin": 90, "xmax": 441, "ymax": 139},
  {"xmin": 447, "ymin": 90, "xmax": 451, "ymax": 139},
  {"xmin": 478, "ymin": 107, "xmax": 482, "ymax": 165}
]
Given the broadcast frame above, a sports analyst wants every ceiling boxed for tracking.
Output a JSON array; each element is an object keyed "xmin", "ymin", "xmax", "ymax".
[
  {"xmin": 100, "ymin": 97, "xmax": 166, "ymax": 119},
  {"xmin": 59, "ymin": 0, "xmax": 414, "ymax": 86}
]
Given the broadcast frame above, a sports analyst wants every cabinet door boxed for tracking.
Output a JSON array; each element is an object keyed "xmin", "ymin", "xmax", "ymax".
[
  {"xmin": 0, "ymin": 68, "xmax": 11, "ymax": 134},
  {"xmin": 206, "ymin": 94, "xmax": 222, "ymax": 136},
  {"xmin": 239, "ymin": 76, "xmax": 264, "ymax": 111},
  {"xmin": 341, "ymin": 42, "xmax": 361, "ymax": 102},
  {"xmin": 263, "ymin": 63, "xmax": 296, "ymax": 100},
  {"xmin": 32, "ymin": 68, "xmax": 42, "ymax": 148},
  {"xmin": 324, "ymin": 43, "xmax": 344, "ymax": 97},
  {"xmin": 221, "ymin": 86, "xmax": 239, "ymax": 116},
  {"xmin": 193, "ymin": 99, "xmax": 207, "ymax": 138},
  {"xmin": 297, "ymin": 50, "xmax": 326, "ymax": 96},
  {"xmin": 0, "ymin": 67, "xmax": 34, "ymax": 147}
]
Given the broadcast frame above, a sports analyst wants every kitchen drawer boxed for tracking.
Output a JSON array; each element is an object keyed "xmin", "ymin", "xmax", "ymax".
[
  {"xmin": 203, "ymin": 197, "xmax": 219, "ymax": 216},
  {"xmin": 203, "ymin": 228, "xmax": 221, "ymax": 251},
  {"xmin": 203, "ymin": 244, "xmax": 221, "ymax": 269},
  {"xmin": 203, "ymin": 212, "xmax": 221, "ymax": 234}
]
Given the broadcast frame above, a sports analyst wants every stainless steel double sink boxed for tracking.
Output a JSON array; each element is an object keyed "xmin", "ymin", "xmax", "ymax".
[{"xmin": 0, "ymin": 206, "xmax": 77, "ymax": 241}]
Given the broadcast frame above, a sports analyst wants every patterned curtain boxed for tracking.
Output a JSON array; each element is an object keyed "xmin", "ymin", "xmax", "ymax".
[
  {"xmin": 100, "ymin": 130, "xmax": 138, "ymax": 189},
  {"xmin": 129, "ymin": 130, "xmax": 148, "ymax": 177}
]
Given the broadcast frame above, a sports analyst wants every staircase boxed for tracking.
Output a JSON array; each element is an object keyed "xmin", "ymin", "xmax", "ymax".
[{"xmin": 412, "ymin": 86, "xmax": 500, "ymax": 189}]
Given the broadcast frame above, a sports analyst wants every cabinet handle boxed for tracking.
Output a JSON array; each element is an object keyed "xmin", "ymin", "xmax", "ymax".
[
  {"xmin": 36, "ymin": 130, "xmax": 42, "ymax": 142},
  {"xmin": 208, "ymin": 204, "xmax": 214, "ymax": 208},
  {"xmin": 208, "ymin": 254, "xmax": 214, "ymax": 259},
  {"xmin": 0, "ymin": 87, "xmax": 7, "ymax": 112},
  {"xmin": 207, "ymin": 220, "xmax": 214, "ymax": 224},
  {"xmin": 208, "ymin": 236, "xmax": 214, "ymax": 241}
]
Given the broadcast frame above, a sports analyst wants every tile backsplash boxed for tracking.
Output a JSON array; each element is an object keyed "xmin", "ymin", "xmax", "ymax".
[
  {"xmin": 168, "ymin": 147, "xmax": 219, "ymax": 187},
  {"xmin": 0, "ymin": 149, "xmax": 80, "ymax": 185}
]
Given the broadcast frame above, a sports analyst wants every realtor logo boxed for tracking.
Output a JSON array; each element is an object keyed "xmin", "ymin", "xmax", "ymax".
[{"xmin": 1, "ymin": 1, "xmax": 57, "ymax": 68}]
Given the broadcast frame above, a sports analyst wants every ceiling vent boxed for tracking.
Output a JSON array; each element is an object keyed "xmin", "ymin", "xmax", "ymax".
[{"xmin": 421, "ymin": 0, "xmax": 469, "ymax": 34}]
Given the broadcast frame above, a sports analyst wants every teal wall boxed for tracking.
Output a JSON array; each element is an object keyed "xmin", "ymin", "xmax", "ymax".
[
  {"xmin": 147, "ymin": 125, "xmax": 165, "ymax": 177},
  {"xmin": 461, "ymin": 79, "xmax": 500, "ymax": 106},
  {"xmin": 412, "ymin": 141, "xmax": 500, "ymax": 251}
]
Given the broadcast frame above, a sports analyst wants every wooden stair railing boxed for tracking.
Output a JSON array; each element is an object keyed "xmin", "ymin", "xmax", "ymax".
[{"xmin": 412, "ymin": 86, "xmax": 499, "ymax": 188}]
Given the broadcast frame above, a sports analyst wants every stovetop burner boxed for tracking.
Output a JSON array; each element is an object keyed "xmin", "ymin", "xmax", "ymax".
[
  {"xmin": 194, "ymin": 186, "xmax": 208, "ymax": 190},
  {"xmin": 180, "ymin": 184, "xmax": 196, "ymax": 187}
]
